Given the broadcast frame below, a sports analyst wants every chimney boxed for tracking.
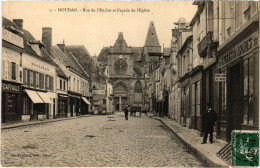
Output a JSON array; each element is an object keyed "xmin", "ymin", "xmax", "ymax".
[
  {"xmin": 42, "ymin": 27, "xmax": 52, "ymax": 54},
  {"xmin": 13, "ymin": 19, "xmax": 23, "ymax": 30},
  {"xmin": 57, "ymin": 43, "xmax": 65, "ymax": 52}
]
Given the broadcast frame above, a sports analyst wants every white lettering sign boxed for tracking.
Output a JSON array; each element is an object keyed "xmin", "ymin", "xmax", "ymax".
[
  {"xmin": 215, "ymin": 73, "xmax": 226, "ymax": 82},
  {"xmin": 2, "ymin": 28, "xmax": 24, "ymax": 48},
  {"xmin": 93, "ymin": 90, "xmax": 106, "ymax": 95}
]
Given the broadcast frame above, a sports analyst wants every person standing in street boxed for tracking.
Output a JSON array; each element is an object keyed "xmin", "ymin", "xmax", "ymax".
[
  {"xmin": 201, "ymin": 103, "xmax": 217, "ymax": 144},
  {"xmin": 124, "ymin": 105, "xmax": 129, "ymax": 121}
]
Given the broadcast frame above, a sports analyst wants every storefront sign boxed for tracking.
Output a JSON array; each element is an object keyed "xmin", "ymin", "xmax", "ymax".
[
  {"xmin": 218, "ymin": 31, "xmax": 258, "ymax": 69},
  {"xmin": 93, "ymin": 90, "xmax": 106, "ymax": 95},
  {"xmin": 31, "ymin": 62, "xmax": 50, "ymax": 71},
  {"xmin": 2, "ymin": 82, "xmax": 21, "ymax": 92},
  {"xmin": 23, "ymin": 53, "xmax": 55, "ymax": 76},
  {"xmin": 215, "ymin": 73, "xmax": 226, "ymax": 82},
  {"xmin": 2, "ymin": 28, "xmax": 24, "ymax": 48}
]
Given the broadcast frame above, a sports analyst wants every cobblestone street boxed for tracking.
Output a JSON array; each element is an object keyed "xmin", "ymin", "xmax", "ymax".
[{"xmin": 1, "ymin": 113, "xmax": 206, "ymax": 167}]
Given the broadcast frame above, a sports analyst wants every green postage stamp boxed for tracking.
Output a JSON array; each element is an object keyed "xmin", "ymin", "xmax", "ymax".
[{"xmin": 232, "ymin": 130, "xmax": 259, "ymax": 166}]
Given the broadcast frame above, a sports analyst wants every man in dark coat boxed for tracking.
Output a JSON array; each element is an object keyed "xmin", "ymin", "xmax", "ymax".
[
  {"xmin": 202, "ymin": 103, "xmax": 217, "ymax": 144},
  {"xmin": 124, "ymin": 105, "xmax": 128, "ymax": 121}
]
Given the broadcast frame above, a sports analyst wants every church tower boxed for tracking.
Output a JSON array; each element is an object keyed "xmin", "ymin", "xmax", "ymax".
[{"xmin": 144, "ymin": 21, "xmax": 162, "ymax": 55}]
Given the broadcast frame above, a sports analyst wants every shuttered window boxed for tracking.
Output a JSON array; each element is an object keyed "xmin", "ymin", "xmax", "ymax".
[
  {"xmin": 2, "ymin": 60, "xmax": 5, "ymax": 78},
  {"xmin": 35, "ymin": 72, "xmax": 39, "ymax": 88},
  {"xmin": 29, "ymin": 70, "xmax": 34, "ymax": 86},
  {"xmin": 49, "ymin": 76, "xmax": 54, "ymax": 91},
  {"xmin": 11, "ymin": 62, "xmax": 16, "ymax": 80},
  {"xmin": 33, "ymin": 71, "xmax": 36, "ymax": 88},
  {"xmin": 230, "ymin": 1, "xmax": 235, "ymax": 33},
  {"xmin": 235, "ymin": 2, "xmax": 242, "ymax": 30},
  {"xmin": 23, "ymin": 69, "xmax": 27, "ymax": 85},
  {"xmin": 250, "ymin": 1, "xmax": 257, "ymax": 16},
  {"xmin": 45, "ymin": 75, "xmax": 49, "ymax": 90},
  {"xmin": 39, "ymin": 73, "xmax": 44, "ymax": 89}
]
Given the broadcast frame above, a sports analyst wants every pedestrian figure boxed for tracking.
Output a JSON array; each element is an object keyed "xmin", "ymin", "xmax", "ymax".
[
  {"xmin": 144, "ymin": 108, "xmax": 148, "ymax": 115},
  {"xmin": 201, "ymin": 103, "xmax": 217, "ymax": 144},
  {"xmin": 124, "ymin": 105, "xmax": 128, "ymax": 121},
  {"xmin": 132, "ymin": 108, "xmax": 136, "ymax": 117}
]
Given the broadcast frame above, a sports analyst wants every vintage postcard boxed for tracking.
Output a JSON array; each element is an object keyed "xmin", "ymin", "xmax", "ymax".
[{"xmin": 1, "ymin": 1, "xmax": 259, "ymax": 167}]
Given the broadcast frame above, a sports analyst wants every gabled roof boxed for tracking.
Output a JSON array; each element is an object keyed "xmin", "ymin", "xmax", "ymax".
[
  {"xmin": 144, "ymin": 21, "xmax": 161, "ymax": 47},
  {"xmin": 56, "ymin": 66, "xmax": 67, "ymax": 79},
  {"xmin": 52, "ymin": 45, "xmax": 89, "ymax": 79},
  {"xmin": 63, "ymin": 45, "xmax": 92, "ymax": 77},
  {"xmin": 109, "ymin": 32, "xmax": 132, "ymax": 53},
  {"xmin": 2, "ymin": 17, "xmax": 21, "ymax": 33},
  {"xmin": 97, "ymin": 47, "xmax": 110, "ymax": 63}
]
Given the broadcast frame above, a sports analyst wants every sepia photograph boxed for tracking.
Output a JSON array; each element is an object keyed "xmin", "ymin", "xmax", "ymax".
[{"xmin": 1, "ymin": 1, "xmax": 259, "ymax": 167}]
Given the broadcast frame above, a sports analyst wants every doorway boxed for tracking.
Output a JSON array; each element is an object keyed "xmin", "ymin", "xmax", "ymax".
[{"xmin": 227, "ymin": 62, "xmax": 243, "ymax": 140}]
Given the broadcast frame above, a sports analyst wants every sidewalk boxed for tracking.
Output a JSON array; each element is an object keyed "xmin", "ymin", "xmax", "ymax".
[
  {"xmin": 147, "ymin": 113, "xmax": 229, "ymax": 167},
  {"xmin": 1, "ymin": 115, "xmax": 93, "ymax": 130}
]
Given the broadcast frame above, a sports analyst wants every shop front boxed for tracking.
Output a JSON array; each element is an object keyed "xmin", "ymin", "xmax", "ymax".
[
  {"xmin": 68, "ymin": 91, "xmax": 81, "ymax": 117},
  {"xmin": 23, "ymin": 89, "xmax": 53, "ymax": 121},
  {"xmin": 216, "ymin": 26, "xmax": 259, "ymax": 141},
  {"xmin": 2, "ymin": 81, "xmax": 23, "ymax": 123},
  {"xmin": 57, "ymin": 94, "xmax": 68, "ymax": 118},
  {"xmin": 189, "ymin": 66, "xmax": 203, "ymax": 131},
  {"xmin": 81, "ymin": 96, "xmax": 91, "ymax": 115}
]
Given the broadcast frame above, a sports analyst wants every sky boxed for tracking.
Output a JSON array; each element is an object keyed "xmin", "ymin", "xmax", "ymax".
[{"xmin": 3, "ymin": 1, "xmax": 197, "ymax": 56}]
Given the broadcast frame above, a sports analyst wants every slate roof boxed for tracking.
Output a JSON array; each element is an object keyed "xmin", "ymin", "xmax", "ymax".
[
  {"xmin": 144, "ymin": 21, "xmax": 161, "ymax": 48},
  {"xmin": 52, "ymin": 45, "xmax": 88, "ymax": 79},
  {"xmin": 56, "ymin": 66, "xmax": 67, "ymax": 79}
]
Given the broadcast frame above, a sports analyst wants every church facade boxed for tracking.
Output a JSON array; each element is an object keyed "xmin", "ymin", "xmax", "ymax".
[{"xmin": 97, "ymin": 21, "xmax": 162, "ymax": 111}]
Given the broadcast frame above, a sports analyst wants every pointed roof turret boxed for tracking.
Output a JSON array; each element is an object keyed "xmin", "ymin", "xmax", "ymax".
[{"xmin": 144, "ymin": 21, "xmax": 161, "ymax": 54}]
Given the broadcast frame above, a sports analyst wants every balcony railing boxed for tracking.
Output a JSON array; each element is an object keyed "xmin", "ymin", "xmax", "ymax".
[{"xmin": 197, "ymin": 31, "xmax": 213, "ymax": 57}]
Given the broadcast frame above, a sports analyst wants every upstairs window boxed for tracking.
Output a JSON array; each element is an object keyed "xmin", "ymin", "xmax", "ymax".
[{"xmin": 11, "ymin": 62, "xmax": 16, "ymax": 80}]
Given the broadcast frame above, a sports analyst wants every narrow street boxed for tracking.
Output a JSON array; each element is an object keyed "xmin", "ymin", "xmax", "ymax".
[{"xmin": 1, "ymin": 113, "xmax": 206, "ymax": 167}]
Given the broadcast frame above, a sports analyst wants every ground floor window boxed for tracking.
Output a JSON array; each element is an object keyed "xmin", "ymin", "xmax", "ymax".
[
  {"xmin": 23, "ymin": 95, "xmax": 31, "ymax": 115},
  {"xmin": 58, "ymin": 99, "xmax": 67, "ymax": 115},
  {"xmin": 243, "ymin": 56, "xmax": 254, "ymax": 125},
  {"xmin": 219, "ymin": 70, "xmax": 227, "ymax": 121}
]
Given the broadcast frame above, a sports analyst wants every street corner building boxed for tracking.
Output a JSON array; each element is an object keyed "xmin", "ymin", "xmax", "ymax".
[{"xmin": 97, "ymin": 21, "xmax": 162, "ymax": 112}]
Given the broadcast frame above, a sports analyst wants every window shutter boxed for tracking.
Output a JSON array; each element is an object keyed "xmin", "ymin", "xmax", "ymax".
[
  {"xmin": 33, "ymin": 71, "xmax": 36, "ymax": 88},
  {"xmin": 230, "ymin": 1, "xmax": 235, "ymax": 33},
  {"xmin": 250, "ymin": 1, "xmax": 257, "ymax": 16},
  {"xmin": 27, "ymin": 70, "xmax": 30, "ymax": 87},
  {"xmin": 49, "ymin": 76, "xmax": 54, "ymax": 91},
  {"xmin": 2, "ymin": 60, "xmax": 5, "ymax": 78},
  {"xmin": 16, "ymin": 64, "xmax": 19, "ymax": 81},
  {"xmin": 235, "ymin": 2, "xmax": 242, "ymax": 30},
  {"xmin": 9, "ymin": 61, "xmax": 12, "ymax": 79},
  {"xmin": 23, "ymin": 68, "xmax": 26, "ymax": 85},
  {"xmin": 45, "ymin": 75, "xmax": 49, "ymax": 90}
]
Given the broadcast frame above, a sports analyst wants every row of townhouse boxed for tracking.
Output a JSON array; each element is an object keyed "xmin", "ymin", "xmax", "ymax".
[
  {"xmin": 2, "ymin": 17, "xmax": 112, "ymax": 123},
  {"xmin": 155, "ymin": 1, "xmax": 259, "ymax": 142}
]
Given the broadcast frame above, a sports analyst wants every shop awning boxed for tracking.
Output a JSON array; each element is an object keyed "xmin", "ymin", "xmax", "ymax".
[
  {"xmin": 37, "ymin": 92, "xmax": 53, "ymax": 104},
  {"xmin": 25, "ymin": 89, "xmax": 44, "ymax": 104},
  {"xmin": 82, "ymin": 97, "xmax": 91, "ymax": 105}
]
